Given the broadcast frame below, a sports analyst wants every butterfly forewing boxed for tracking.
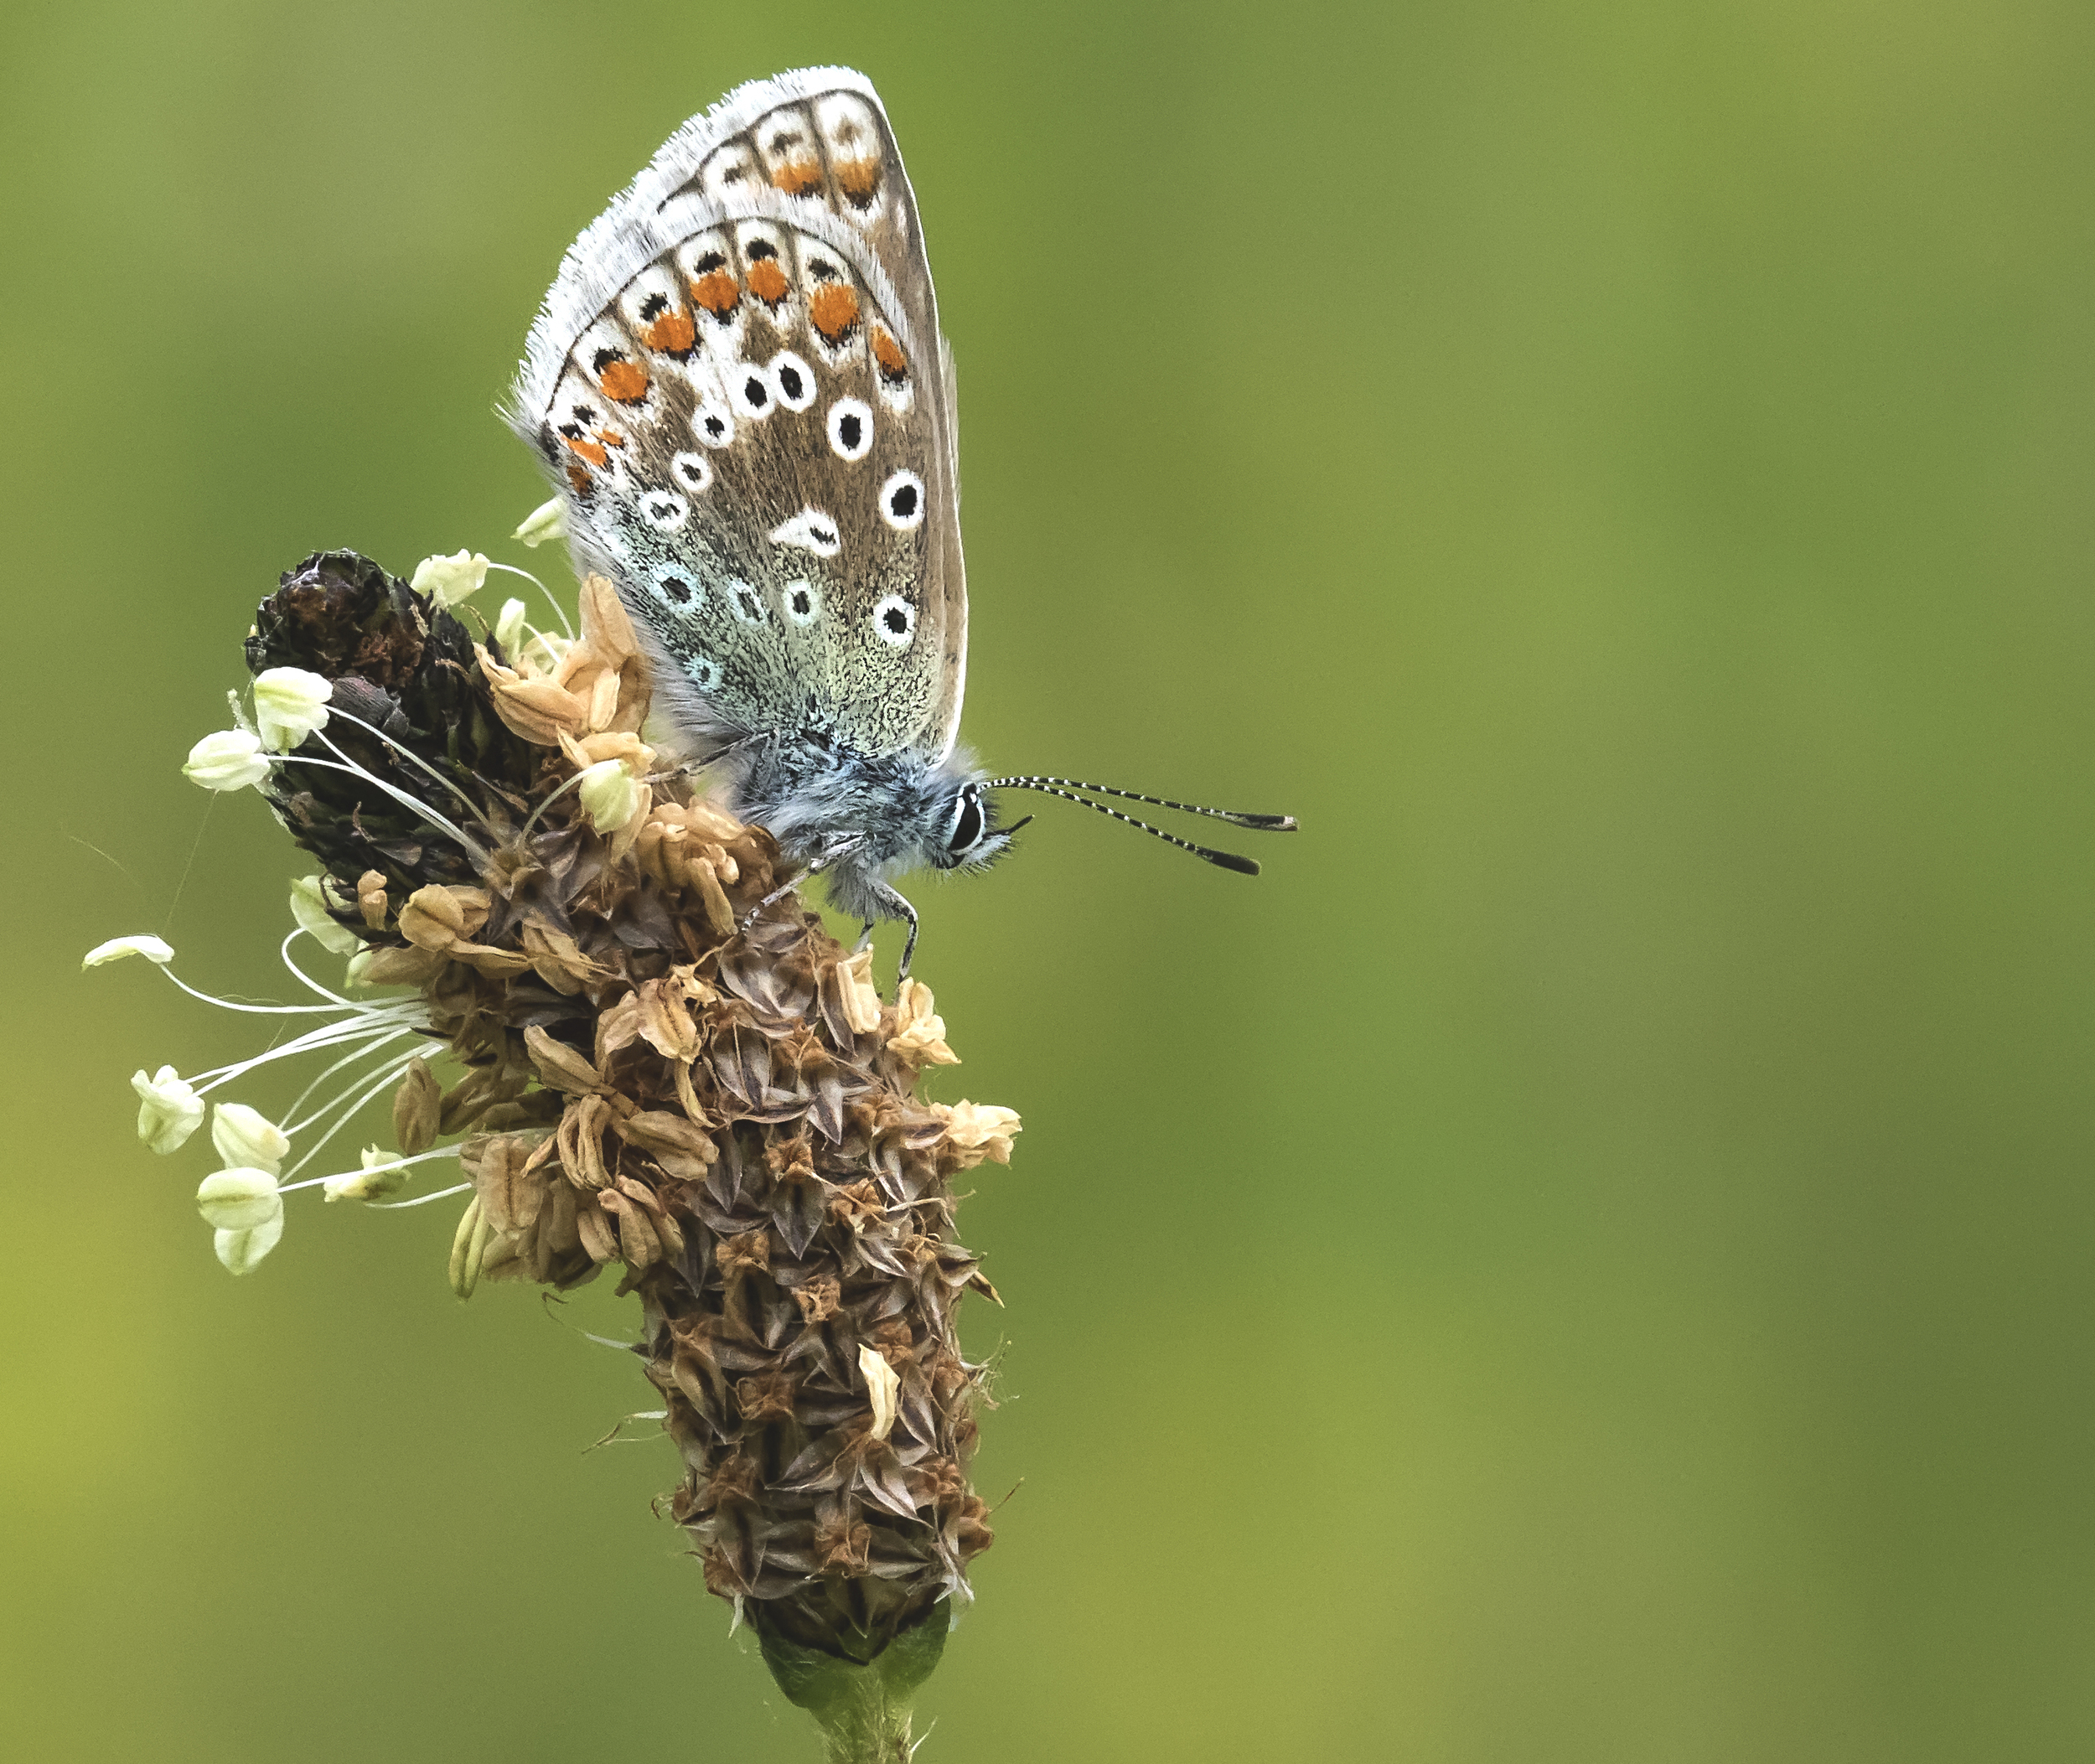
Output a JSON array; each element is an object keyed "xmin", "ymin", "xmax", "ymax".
[{"xmin": 510, "ymin": 69, "xmax": 965, "ymax": 764}]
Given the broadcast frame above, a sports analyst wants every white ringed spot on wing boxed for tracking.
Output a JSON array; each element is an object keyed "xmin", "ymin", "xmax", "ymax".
[
  {"xmin": 878, "ymin": 468, "xmax": 924, "ymax": 531},
  {"xmin": 872, "ymin": 592, "xmax": 917, "ymax": 649},
  {"xmin": 727, "ymin": 580, "xmax": 768, "ymax": 624},
  {"xmin": 770, "ymin": 349, "xmax": 817, "ymax": 411},
  {"xmin": 784, "ymin": 580, "xmax": 821, "ymax": 625},
  {"xmin": 639, "ymin": 488, "xmax": 690, "ymax": 532},
  {"xmin": 685, "ymin": 653, "xmax": 723, "ymax": 692},
  {"xmin": 650, "ymin": 566, "xmax": 704, "ymax": 612},
  {"xmin": 670, "ymin": 450, "xmax": 713, "ymax": 493},
  {"xmin": 730, "ymin": 364, "xmax": 774, "ymax": 420},
  {"xmin": 769, "ymin": 506, "xmax": 841, "ymax": 558},
  {"xmin": 691, "ymin": 400, "xmax": 735, "ymax": 448},
  {"xmin": 827, "ymin": 397, "xmax": 873, "ymax": 461}
]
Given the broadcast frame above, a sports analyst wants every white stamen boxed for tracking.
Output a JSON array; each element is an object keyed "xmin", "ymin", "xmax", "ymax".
[
  {"xmin": 277, "ymin": 929, "xmax": 359, "ymax": 1007},
  {"xmin": 188, "ymin": 1016, "xmax": 418, "ymax": 1094},
  {"xmin": 83, "ymin": 934, "xmax": 176, "ymax": 969},
  {"xmin": 318, "ymin": 715, "xmax": 494, "ymax": 832},
  {"xmin": 282, "ymin": 1145, "xmax": 461, "ymax": 1197},
  {"xmin": 155, "ymin": 963, "xmax": 372, "ymax": 1016},
  {"xmin": 368, "ymin": 1181, "xmax": 474, "ymax": 1210},
  {"xmin": 487, "ymin": 560, "xmax": 574, "ymax": 639},
  {"xmin": 276, "ymin": 1029, "xmax": 422, "ymax": 1126},
  {"xmin": 280, "ymin": 750, "xmax": 489, "ymax": 863},
  {"xmin": 278, "ymin": 1050, "xmax": 427, "ymax": 1177}
]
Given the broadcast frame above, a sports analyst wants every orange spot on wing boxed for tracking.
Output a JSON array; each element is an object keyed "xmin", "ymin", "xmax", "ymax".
[
  {"xmin": 810, "ymin": 282, "xmax": 861, "ymax": 343},
  {"xmin": 565, "ymin": 462, "xmax": 592, "ymax": 491},
  {"xmin": 597, "ymin": 360, "xmax": 649, "ymax": 403},
  {"xmin": 563, "ymin": 434, "xmax": 609, "ymax": 468},
  {"xmin": 641, "ymin": 308, "xmax": 696, "ymax": 355},
  {"xmin": 747, "ymin": 258, "xmax": 789, "ymax": 305},
  {"xmin": 690, "ymin": 268, "xmax": 740, "ymax": 318},
  {"xmin": 871, "ymin": 326, "xmax": 908, "ymax": 381},
  {"xmin": 771, "ymin": 157, "xmax": 822, "ymax": 196},
  {"xmin": 835, "ymin": 158, "xmax": 881, "ymax": 204},
  {"xmin": 594, "ymin": 427, "xmax": 626, "ymax": 449}
]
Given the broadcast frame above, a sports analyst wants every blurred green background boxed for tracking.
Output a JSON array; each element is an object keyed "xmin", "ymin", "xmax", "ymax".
[{"xmin": 3, "ymin": 1, "xmax": 2090, "ymax": 1758}]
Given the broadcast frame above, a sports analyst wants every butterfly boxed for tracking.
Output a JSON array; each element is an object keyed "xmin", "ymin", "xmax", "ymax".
[{"xmin": 507, "ymin": 67, "xmax": 1293, "ymax": 975}]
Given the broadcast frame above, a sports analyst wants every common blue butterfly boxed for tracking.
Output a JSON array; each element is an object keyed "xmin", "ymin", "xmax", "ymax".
[{"xmin": 509, "ymin": 67, "xmax": 1292, "ymax": 974}]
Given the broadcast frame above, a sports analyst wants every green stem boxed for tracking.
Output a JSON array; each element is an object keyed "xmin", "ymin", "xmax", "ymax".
[{"xmin": 757, "ymin": 1601, "xmax": 949, "ymax": 1763}]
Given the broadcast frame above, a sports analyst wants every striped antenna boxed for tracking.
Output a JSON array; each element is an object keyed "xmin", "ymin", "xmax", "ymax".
[
  {"xmin": 982, "ymin": 776, "xmax": 1298, "ymax": 833},
  {"xmin": 983, "ymin": 778, "xmax": 1297, "ymax": 875}
]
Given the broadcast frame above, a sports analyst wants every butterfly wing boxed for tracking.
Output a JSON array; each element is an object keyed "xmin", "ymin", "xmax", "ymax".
[{"xmin": 509, "ymin": 68, "xmax": 966, "ymax": 766}]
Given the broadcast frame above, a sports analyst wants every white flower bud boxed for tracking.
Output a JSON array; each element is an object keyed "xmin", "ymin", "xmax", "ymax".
[
  {"xmin": 494, "ymin": 597, "xmax": 529, "ymax": 654},
  {"xmin": 577, "ymin": 758, "xmax": 640, "ymax": 833},
  {"xmin": 288, "ymin": 875, "xmax": 365, "ymax": 957},
  {"xmin": 184, "ymin": 728, "xmax": 272, "ymax": 791},
  {"xmin": 409, "ymin": 549, "xmax": 490, "ymax": 608},
  {"xmin": 251, "ymin": 668, "xmax": 334, "ymax": 752},
  {"xmin": 513, "ymin": 497, "xmax": 566, "ymax": 547},
  {"xmin": 196, "ymin": 1167, "xmax": 283, "ymax": 1231},
  {"xmin": 211, "ymin": 1102, "xmax": 290, "ymax": 1175},
  {"xmin": 857, "ymin": 1343, "xmax": 900, "ymax": 1442},
  {"xmin": 131, "ymin": 1066, "xmax": 204, "ymax": 1153},
  {"xmin": 82, "ymin": 934, "xmax": 175, "ymax": 969},
  {"xmin": 323, "ymin": 1145, "xmax": 411, "ymax": 1203},
  {"xmin": 215, "ymin": 1212, "xmax": 284, "ymax": 1276}
]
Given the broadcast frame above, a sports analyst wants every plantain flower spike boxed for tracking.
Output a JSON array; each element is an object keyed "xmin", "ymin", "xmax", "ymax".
[{"xmin": 106, "ymin": 550, "xmax": 1018, "ymax": 1756}]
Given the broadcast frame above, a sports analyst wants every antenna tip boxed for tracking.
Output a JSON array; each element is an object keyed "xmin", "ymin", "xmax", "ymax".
[{"xmin": 1200, "ymin": 848, "xmax": 1261, "ymax": 877}]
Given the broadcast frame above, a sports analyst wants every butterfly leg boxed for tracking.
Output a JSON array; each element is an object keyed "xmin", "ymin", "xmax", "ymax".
[
  {"xmin": 855, "ymin": 923, "xmax": 877, "ymax": 953},
  {"xmin": 737, "ymin": 835, "xmax": 863, "ymax": 935},
  {"xmin": 861, "ymin": 879, "xmax": 921, "ymax": 980}
]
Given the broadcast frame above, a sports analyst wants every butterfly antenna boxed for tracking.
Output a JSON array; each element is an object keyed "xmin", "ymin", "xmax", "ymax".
[
  {"xmin": 986, "ymin": 779, "xmax": 1270, "ymax": 875},
  {"xmin": 982, "ymin": 775, "xmax": 1297, "ymax": 833}
]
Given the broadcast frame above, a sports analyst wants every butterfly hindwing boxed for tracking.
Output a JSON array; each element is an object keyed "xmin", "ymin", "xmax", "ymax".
[{"xmin": 510, "ymin": 69, "xmax": 965, "ymax": 764}]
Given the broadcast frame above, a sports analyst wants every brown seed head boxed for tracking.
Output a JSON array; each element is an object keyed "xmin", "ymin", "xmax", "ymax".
[{"xmin": 246, "ymin": 552, "xmax": 1017, "ymax": 1661}]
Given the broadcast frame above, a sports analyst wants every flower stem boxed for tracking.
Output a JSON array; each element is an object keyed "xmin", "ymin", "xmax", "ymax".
[{"xmin": 757, "ymin": 1602, "xmax": 949, "ymax": 1763}]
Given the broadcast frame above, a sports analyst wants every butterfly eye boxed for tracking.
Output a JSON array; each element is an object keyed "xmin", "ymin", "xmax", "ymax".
[
  {"xmin": 879, "ymin": 469, "xmax": 924, "ymax": 531},
  {"xmin": 946, "ymin": 789, "xmax": 985, "ymax": 855},
  {"xmin": 872, "ymin": 593, "xmax": 916, "ymax": 649}
]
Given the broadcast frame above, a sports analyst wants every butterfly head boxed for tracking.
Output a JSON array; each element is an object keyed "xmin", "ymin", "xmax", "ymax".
[{"xmin": 929, "ymin": 779, "xmax": 1030, "ymax": 873}]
